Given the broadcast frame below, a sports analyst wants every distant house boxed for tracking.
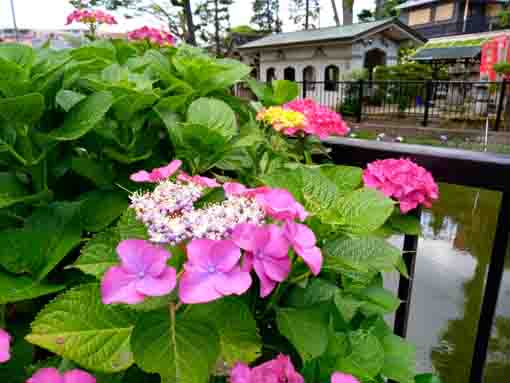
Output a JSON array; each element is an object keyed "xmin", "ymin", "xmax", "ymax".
[
  {"xmin": 395, "ymin": 0, "xmax": 507, "ymax": 39},
  {"xmin": 238, "ymin": 18, "xmax": 426, "ymax": 85}
]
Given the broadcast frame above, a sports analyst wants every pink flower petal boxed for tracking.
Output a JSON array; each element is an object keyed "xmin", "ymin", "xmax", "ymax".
[
  {"xmin": 209, "ymin": 240, "xmax": 242, "ymax": 272},
  {"xmin": 155, "ymin": 160, "xmax": 182, "ymax": 179},
  {"xmin": 231, "ymin": 224, "xmax": 263, "ymax": 253},
  {"xmin": 253, "ymin": 260, "xmax": 277, "ymax": 298},
  {"xmin": 135, "ymin": 267, "xmax": 177, "ymax": 296},
  {"xmin": 223, "ymin": 182, "xmax": 248, "ymax": 196},
  {"xmin": 0, "ymin": 329, "xmax": 10, "ymax": 363},
  {"xmin": 63, "ymin": 370, "xmax": 97, "ymax": 383},
  {"xmin": 262, "ymin": 255, "xmax": 291, "ymax": 282},
  {"xmin": 101, "ymin": 266, "xmax": 145, "ymax": 305},
  {"xmin": 117, "ymin": 240, "xmax": 170, "ymax": 276},
  {"xmin": 296, "ymin": 246, "xmax": 322, "ymax": 276},
  {"xmin": 214, "ymin": 267, "xmax": 252, "ymax": 296},
  {"xmin": 186, "ymin": 239, "xmax": 217, "ymax": 267},
  {"xmin": 231, "ymin": 362, "xmax": 252, "ymax": 383},
  {"xmin": 178, "ymin": 271, "xmax": 224, "ymax": 304},
  {"xmin": 130, "ymin": 170, "xmax": 151, "ymax": 182},
  {"xmin": 331, "ymin": 372, "xmax": 360, "ymax": 383},
  {"xmin": 27, "ymin": 368, "xmax": 64, "ymax": 383}
]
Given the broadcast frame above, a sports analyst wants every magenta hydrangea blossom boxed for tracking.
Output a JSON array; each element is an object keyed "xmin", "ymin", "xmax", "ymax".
[
  {"xmin": 255, "ymin": 189, "xmax": 308, "ymax": 222},
  {"xmin": 284, "ymin": 99, "xmax": 349, "ymax": 139},
  {"xmin": 331, "ymin": 372, "xmax": 360, "ymax": 383},
  {"xmin": 223, "ymin": 182, "xmax": 271, "ymax": 198},
  {"xmin": 283, "ymin": 221, "xmax": 322, "ymax": 275},
  {"xmin": 177, "ymin": 172, "xmax": 220, "ymax": 188},
  {"xmin": 179, "ymin": 239, "xmax": 252, "ymax": 304},
  {"xmin": 231, "ymin": 354, "xmax": 304, "ymax": 383},
  {"xmin": 0, "ymin": 329, "xmax": 11, "ymax": 363},
  {"xmin": 128, "ymin": 26, "xmax": 175, "ymax": 46},
  {"xmin": 232, "ymin": 224, "xmax": 291, "ymax": 297},
  {"xmin": 66, "ymin": 9, "xmax": 117, "ymax": 25},
  {"xmin": 130, "ymin": 160, "xmax": 182, "ymax": 183},
  {"xmin": 101, "ymin": 240, "xmax": 177, "ymax": 305},
  {"xmin": 27, "ymin": 368, "xmax": 96, "ymax": 383},
  {"xmin": 363, "ymin": 158, "xmax": 439, "ymax": 213}
]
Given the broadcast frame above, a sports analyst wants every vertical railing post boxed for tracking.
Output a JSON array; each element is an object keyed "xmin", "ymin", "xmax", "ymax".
[
  {"xmin": 494, "ymin": 79, "xmax": 506, "ymax": 131},
  {"xmin": 302, "ymin": 80, "xmax": 307, "ymax": 99},
  {"xmin": 469, "ymin": 191, "xmax": 510, "ymax": 383},
  {"xmin": 357, "ymin": 79, "xmax": 364, "ymax": 123},
  {"xmin": 393, "ymin": 207, "xmax": 422, "ymax": 338},
  {"xmin": 422, "ymin": 80, "xmax": 433, "ymax": 127}
]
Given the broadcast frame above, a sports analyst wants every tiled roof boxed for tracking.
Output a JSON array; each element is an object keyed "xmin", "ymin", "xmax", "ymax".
[
  {"xmin": 239, "ymin": 19, "xmax": 399, "ymax": 49},
  {"xmin": 413, "ymin": 46, "xmax": 481, "ymax": 61}
]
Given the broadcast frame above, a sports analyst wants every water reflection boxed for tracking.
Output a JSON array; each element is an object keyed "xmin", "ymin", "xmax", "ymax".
[{"xmin": 405, "ymin": 184, "xmax": 510, "ymax": 382}]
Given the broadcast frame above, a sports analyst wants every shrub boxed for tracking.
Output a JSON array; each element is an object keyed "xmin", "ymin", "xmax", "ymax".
[{"xmin": 0, "ymin": 39, "xmax": 439, "ymax": 383}]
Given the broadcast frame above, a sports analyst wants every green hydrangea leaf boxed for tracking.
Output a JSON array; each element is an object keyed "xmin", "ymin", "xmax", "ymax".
[
  {"xmin": 334, "ymin": 330, "xmax": 385, "ymax": 380},
  {"xmin": 131, "ymin": 309, "xmax": 220, "ymax": 382},
  {"xmin": 187, "ymin": 98, "xmax": 237, "ymax": 138},
  {"xmin": 0, "ymin": 271, "xmax": 65, "ymax": 304},
  {"xmin": 117, "ymin": 209, "xmax": 148, "ymax": 240},
  {"xmin": 380, "ymin": 334, "xmax": 417, "ymax": 383},
  {"xmin": 72, "ymin": 228, "xmax": 120, "ymax": 279},
  {"xmin": 276, "ymin": 305, "xmax": 330, "ymax": 361},
  {"xmin": 183, "ymin": 297, "xmax": 261, "ymax": 364},
  {"xmin": 26, "ymin": 284, "xmax": 139, "ymax": 373},
  {"xmin": 80, "ymin": 191, "xmax": 128, "ymax": 232}
]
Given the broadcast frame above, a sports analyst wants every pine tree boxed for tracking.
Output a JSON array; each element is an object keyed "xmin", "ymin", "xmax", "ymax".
[
  {"xmin": 251, "ymin": 0, "xmax": 282, "ymax": 33},
  {"xmin": 289, "ymin": 0, "xmax": 321, "ymax": 30},
  {"xmin": 196, "ymin": 0, "xmax": 234, "ymax": 56}
]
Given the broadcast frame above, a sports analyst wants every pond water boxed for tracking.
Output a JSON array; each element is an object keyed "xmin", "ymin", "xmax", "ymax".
[{"xmin": 386, "ymin": 183, "xmax": 510, "ymax": 382}]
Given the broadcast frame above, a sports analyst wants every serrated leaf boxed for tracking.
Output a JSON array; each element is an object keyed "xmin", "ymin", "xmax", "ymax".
[
  {"xmin": 131, "ymin": 310, "xmax": 220, "ymax": 382},
  {"xmin": 183, "ymin": 297, "xmax": 261, "ymax": 364},
  {"xmin": 0, "ymin": 271, "xmax": 64, "ymax": 304},
  {"xmin": 0, "ymin": 93, "xmax": 45, "ymax": 125},
  {"xmin": 26, "ymin": 284, "xmax": 139, "ymax": 373},
  {"xmin": 56, "ymin": 90, "xmax": 86, "ymax": 112},
  {"xmin": 323, "ymin": 236, "xmax": 402, "ymax": 280},
  {"xmin": 334, "ymin": 291, "xmax": 363, "ymax": 322},
  {"xmin": 380, "ymin": 334, "xmax": 416, "ymax": 383},
  {"xmin": 49, "ymin": 91, "xmax": 114, "ymax": 141},
  {"xmin": 71, "ymin": 156, "xmax": 115, "ymax": 187},
  {"xmin": 322, "ymin": 189, "xmax": 394, "ymax": 233},
  {"xmin": 335, "ymin": 330, "xmax": 385, "ymax": 380},
  {"xmin": 73, "ymin": 228, "xmax": 120, "ymax": 278},
  {"xmin": 187, "ymin": 98, "xmax": 237, "ymax": 138},
  {"xmin": 285, "ymin": 278, "xmax": 339, "ymax": 308},
  {"xmin": 0, "ymin": 202, "xmax": 82, "ymax": 279},
  {"xmin": 388, "ymin": 214, "xmax": 422, "ymax": 236},
  {"xmin": 276, "ymin": 305, "xmax": 330, "ymax": 361},
  {"xmin": 117, "ymin": 209, "xmax": 148, "ymax": 240},
  {"xmin": 80, "ymin": 191, "xmax": 128, "ymax": 232},
  {"xmin": 358, "ymin": 286, "xmax": 401, "ymax": 316}
]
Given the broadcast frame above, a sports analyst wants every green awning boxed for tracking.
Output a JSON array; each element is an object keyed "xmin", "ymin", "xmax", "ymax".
[{"xmin": 412, "ymin": 46, "xmax": 481, "ymax": 61}]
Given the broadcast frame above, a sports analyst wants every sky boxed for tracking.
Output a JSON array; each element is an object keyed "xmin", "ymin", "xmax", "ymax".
[{"xmin": 0, "ymin": 0, "xmax": 375, "ymax": 32}]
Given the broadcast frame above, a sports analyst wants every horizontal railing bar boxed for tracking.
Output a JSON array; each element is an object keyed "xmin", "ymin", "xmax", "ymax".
[{"xmin": 323, "ymin": 138, "xmax": 510, "ymax": 192}]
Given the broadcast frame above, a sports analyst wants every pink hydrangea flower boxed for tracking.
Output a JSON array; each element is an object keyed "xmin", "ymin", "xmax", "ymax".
[
  {"xmin": 177, "ymin": 172, "xmax": 219, "ymax": 188},
  {"xmin": 283, "ymin": 221, "xmax": 322, "ymax": 275},
  {"xmin": 223, "ymin": 182, "xmax": 271, "ymax": 198},
  {"xmin": 284, "ymin": 99, "xmax": 349, "ymax": 139},
  {"xmin": 128, "ymin": 26, "xmax": 175, "ymax": 46},
  {"xmin": 130, "ymin": 159, "xmax": 182, "ymax": 183},
  {"xmin": 331, "ymin": 372, "xmax": 360, "ymax": 383},
  {"xmin": 255, "ymin": 189, "xmax": 308, "ymax": 222},
  {"xmin": 232, "ymin": 224, "xmax": 290, "ymax": 297},
  {"xmin": 101, "ymin": 240, "xmax": 177, "ymax": 305},
  {"xmin": 66, "ymin": 9, "xmax": 117, "ymax": 25},
  {"xmin": 179, "ymin": 239, "xmax": 252, "ymax": 304},
  {"xmin": 363, "ymin": 158, "xmax": 439, "ymax": 213},
  {"xmin": 231, "ymin": 354, "xmax": 304, "ymax": 383},
  {"xmin": 27, "ymin": 368, "xmax": 96, "ymax": 383},
  {"xmin": 0, "ymin": 329, "xmax": 11, "ymax": 363}
]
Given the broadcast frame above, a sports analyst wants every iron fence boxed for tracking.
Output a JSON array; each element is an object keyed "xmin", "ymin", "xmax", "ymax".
[
  {"xmin": 323, "ymin": 137, "xmax": 510, "ymax": 383},
  {"xmin": 234, "ymin": 80, "xmax": 510, "ymax": 130},
  {"xmin": 296, "ymin": 80, "xmax": 509, "ymax": 130}
]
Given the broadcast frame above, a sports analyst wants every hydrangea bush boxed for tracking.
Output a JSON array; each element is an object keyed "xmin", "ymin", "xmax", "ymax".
[{"xmin": 0, "ymin": 31, "xmax": 439, "ymax": 383}]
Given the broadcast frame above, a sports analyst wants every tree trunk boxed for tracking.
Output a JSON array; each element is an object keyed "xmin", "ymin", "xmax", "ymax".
[
  {"xmin": 342, "ymin": 0, "xmax": 353, "ymax": 26},
  {"xmin": 214, "ymin": 0, "xmax": 220, "ymax": 56},
  {"xmin": 183, "ymin": 0, "xmax": 196, "ymax": 45},
  {"xmin": 330, "ymin": 0, "xmax": 340, "ymax": 26},
  {"xmin": 305, "ymin": 0, "xmax": 310, "ymax": 30}
]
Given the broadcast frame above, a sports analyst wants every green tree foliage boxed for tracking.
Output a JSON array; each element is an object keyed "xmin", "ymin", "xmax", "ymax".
[
  {"xmin": 251, "ymin": 0, "xmax": 282, "ymax": 32},
  {"xmin": 196, "ymin": 0, "xmax": 234, "ymax": 56},
  {"xmin": 71, "ymin": 0, "xmax": 198, "ymax": 45},
  {"xmin": 357, "ymin": 9, "xmax": 374, "ymax": 22},
  {"xmin": 289, "ymin": 0, "xmax": 321, "ymax": 29}
]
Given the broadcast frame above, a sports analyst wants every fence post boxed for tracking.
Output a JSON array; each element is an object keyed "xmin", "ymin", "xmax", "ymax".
[
  {"xmin": 495, "ymin": 79, "xmax": 507, "ymax": 131},
  {"xmin": 357, "ymin": 79, "xmax": 364, "ymax": 123},
  {"xmin": 302, "ymin": 80, "xmax": 307, "ymax": 99},
  {"xmin": 422, "ymin": 80, "xmax": 433, "ymax": 127}
]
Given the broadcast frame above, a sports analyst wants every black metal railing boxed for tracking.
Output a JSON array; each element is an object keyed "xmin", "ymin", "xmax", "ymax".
[
  {"xmin": 324, "ymin": 137, "xmax": 510, "ymax": 383},
  {"xmin": 413, "ymin": 16, "xmax": 504, "ymax": 39},
  {"xmin": 291, "ymin": 80, "xmax": 508, "ymax": 130}
]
